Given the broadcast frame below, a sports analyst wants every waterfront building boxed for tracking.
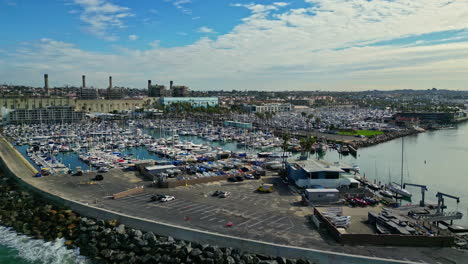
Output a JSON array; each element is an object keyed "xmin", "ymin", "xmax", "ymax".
[
  {"xmin": 394, "ymin": 112, "xmax": 456, "ymax": 124},
  {"xmin": 5, "ymin": 106, "xmax": 85, "ymax": 125},
  {"xmin": 244, "ymin": 103, "xmax": 292, "ymax": 113},
  {"xmin": 286, "ymin": 158, "xmax": 359, "ymax": 188},
  {"xmin": 160, "ymin": 97, "xmax": 219, "ymax": 108}
]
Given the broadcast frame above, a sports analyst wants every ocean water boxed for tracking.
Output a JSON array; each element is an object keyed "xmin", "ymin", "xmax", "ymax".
[{"xmin": 0, "ymin": 226, "xmax": 90, "ymax": 264}]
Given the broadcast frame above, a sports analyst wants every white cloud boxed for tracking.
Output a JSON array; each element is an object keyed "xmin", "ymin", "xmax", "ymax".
[
  {"xmin": 197, "ymin": 26, "xmax": 216, "ymax": 34},
  {"xmin": 4, "ymin": 1, "xmax": 468, "ymax": 90},
  {"xmin": 165, "ymin": 0, "xmax": 192, "ymax": 14},
  {"xmin": 4, "ymin": 0, "xmax": 16, "ymax": 6},
  {"xmin": 128, "ymin": 34, "xmax": 138, "ymax": 41},
  {"xmin": 149, "ymin": 40, "xmax": 160, "ymax": 48},
  {"xmin": 273, "ymin": 2, "xmax": 289, "ymax": 7},
  {"xmin": 71, "ymin": 0, "xmax": 133, "ymax": 41}
]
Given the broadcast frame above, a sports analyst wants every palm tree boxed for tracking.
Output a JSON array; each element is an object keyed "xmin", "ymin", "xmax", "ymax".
[
  {"xmin": 299, "ymin": 137, "xmax": 308, "ymax": 158},
  {"xmin": 315, "ymin": 117, "xmax": 321, "ymax": 128},
  {"xmin": 281, "ymin": 134, "xmax": 290, "ymax": 168},
  {"xmin": 306, "ymin": 136, "xmax": 316, "ymax": 158}
]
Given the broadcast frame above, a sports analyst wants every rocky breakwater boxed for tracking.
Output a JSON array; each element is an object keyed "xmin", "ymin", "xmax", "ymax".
[
  {"xmin": 76, "ymin": 218, "xmax": 315, "ymax": 264},
  {"xmin": 0, "ymin": 178, "xmax": 81, "ymax": 242},
  {"xmin": 352, "ymin": 129, "xmax": 421, "ymax": 149},
  {"xmin": 0, "ymin": 177, "xmax": 317, "ymax": 264}
]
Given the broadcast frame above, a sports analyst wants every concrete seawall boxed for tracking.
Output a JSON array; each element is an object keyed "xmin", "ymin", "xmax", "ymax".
[{"xmin": 0, "ymin": 136, "xmax": 418, "ymax": 264}]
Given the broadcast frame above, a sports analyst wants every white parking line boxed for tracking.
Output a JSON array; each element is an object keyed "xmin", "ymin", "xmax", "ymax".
[
  {"xmin": 166, "ymin": 200, "xmax": 189, "ymax": 208},
  {"xmin": 247, "ymin": 215, "xmax": 279, "ymax": 228},
  {"xmin": 265, "ymin": 216, "xmax": 287, "ymax": 226},
  {"xmin": 199, "ymin": 213, "xmax": 217, "ymax": 220},
  {"xmin": 113, "ymin": 195, "xmax": 138, "ymax": 202},
  {"xmin": 237, "ymin": 213, "xmax": 269, "ymax": 227},
  {"xmin": 184, "ymin": 205, "xmax": 218, "ymax": 214},
  {"xmin": 274, "ymin": 223, "xmax": 285, "ymax": 229},
  {"xmin": 147, "ymin": 202, "xmax": 169, "ymax": 208},
  {"xmin": 207, "ymin": 218, "xmax": 217, "ymax": 222},
  {"xmin": 180, "ymin": 204, "xmax": 213, "ymax": 213}
]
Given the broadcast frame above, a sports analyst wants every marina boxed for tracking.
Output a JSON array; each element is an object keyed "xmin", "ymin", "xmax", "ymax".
[
  {"xmin": 1, "ymin": 117, "xmax": 467, "ymax": 261},
  {"xmin": 5, "ymin": 119, "xmax": 468, "ymax": 217}
]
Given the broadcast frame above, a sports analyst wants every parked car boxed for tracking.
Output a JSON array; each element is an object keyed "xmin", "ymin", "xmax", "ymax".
[
  {"xmin": 257, "ymin": 184, "xmax": 274, "ymax": 193},
  {"xmin": 212, "ymin": 190, "xmax": 222, "ymax": 197},
  {"xmin": 160, "ymin": 195, "xmax": 175, "ymax": 202},
  {"xmin": 150, "ymin": 194, "xmax": 165, "ymax": 202},
  {"xmin": 219, "ymin": 191, "xmax": 231, "ymax": 198},
  {"xmin": 97, "ymin": 167, "xmax": 109, "ymax": 173},
  {"xmin": 72, "ymin": 171, "xmax": 83, "ymax": 176},
  {"xmin": 235, "ymin": 176, "xmax": 244, "ymax": 182},
  {"xmin": 244, "ymin": 174, "xmax": 255, "ymax": 180},
  {"xmin": 227, "ymin": 177, "xmax": 238, "ymax": 182}
]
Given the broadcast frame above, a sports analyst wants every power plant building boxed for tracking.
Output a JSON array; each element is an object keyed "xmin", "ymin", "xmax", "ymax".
[
  {"xmin": 44, "ymin": 74, "xmax": 49, "ymax": 96},
  {"xmin": 148, "ymin": 80, "xmax": 169, "ymax": 97},
  {"xmin": 79, "ymin": 88, "xmax": 99, "ymax": 100},
  {"xmin": 171, "ymin": 85, "xmax": 189, "ymax": 97},
  {"xmin": 106, "ymin": 88, "xmax": 124, "ymax": 100}
]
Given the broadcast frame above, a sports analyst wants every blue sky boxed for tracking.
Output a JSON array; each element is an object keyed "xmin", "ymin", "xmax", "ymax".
[{"xmin": 2, "ymin": 0, "xmax": 468, "ymax": 90}]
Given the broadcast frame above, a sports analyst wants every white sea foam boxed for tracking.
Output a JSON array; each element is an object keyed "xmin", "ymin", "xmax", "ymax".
[{"xmin": 0, "ymin": 226, "xmax": 90, "ymax": 264}]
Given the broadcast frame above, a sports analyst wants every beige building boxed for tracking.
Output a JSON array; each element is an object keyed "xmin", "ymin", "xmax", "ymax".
[{"xmin": 0, "ymin": 97, "xmax": 158, "ymax": 114}]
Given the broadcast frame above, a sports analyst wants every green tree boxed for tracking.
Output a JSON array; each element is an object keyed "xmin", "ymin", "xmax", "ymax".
[
  {"xmin": 255, "ymin": 112, "xmax": 265, "ymax": 120},
  {"xmin": 315, "ymin": 117, "xmax": 321, "ymax": 127}
]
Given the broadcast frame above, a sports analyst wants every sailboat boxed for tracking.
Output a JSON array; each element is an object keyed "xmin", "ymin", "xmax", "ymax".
[{"xmin": 388, "ymin": 137, "xmax": 412, "ymax": 199}]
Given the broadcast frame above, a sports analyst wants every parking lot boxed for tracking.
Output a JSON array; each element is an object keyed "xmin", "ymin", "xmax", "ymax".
[
  {"xmin": 99, "ymin": 176, "xmax": 320, "ymax": 247},
  {"xmin": 34, "ymin": 169, "xmax": 468, "ymax": 263}
]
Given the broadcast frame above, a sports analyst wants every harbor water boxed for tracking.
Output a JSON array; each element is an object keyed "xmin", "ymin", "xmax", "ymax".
[{"xmin": 323, "ymin": 122, "xmax": 468, "ymax": 225}]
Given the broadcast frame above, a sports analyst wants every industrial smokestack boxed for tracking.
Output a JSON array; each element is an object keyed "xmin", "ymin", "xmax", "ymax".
[
  {"xmin": 82, "ymin": 75, "xmax": 86, "ymax": 88},
  {"xmin": 109, "ymin": 76, "xmax": 112, "ymax": 89},
  {"xmin": 170, "ymin": 80, "xmax": 173, "ymax": 89},
  {"xmin": 44, "ymin": 74, "xmax": 49, "ymax": 94},
  {"xmin": 148, "ymin": 80, "xmax": 152, "ymax": 89}
]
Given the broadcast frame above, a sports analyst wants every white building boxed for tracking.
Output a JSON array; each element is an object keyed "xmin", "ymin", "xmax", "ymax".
[
  {"xmin": 286, "ymin": 158, "xmax": 359, "ymax": 189},
  {"xmin": 245, "ymin": 103, "xmax": 292, "ymax": 113}
]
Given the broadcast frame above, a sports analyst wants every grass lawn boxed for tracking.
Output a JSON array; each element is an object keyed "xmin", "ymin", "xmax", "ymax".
[{"xmin": 337, "ymin": 130, "xmax": 384, "ymax": 136}]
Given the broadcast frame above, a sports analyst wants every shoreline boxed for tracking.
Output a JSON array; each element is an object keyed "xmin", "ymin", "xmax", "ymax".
[{"xmin": 352, "ymin": 129, "xmax": 422, "ymax": 149}]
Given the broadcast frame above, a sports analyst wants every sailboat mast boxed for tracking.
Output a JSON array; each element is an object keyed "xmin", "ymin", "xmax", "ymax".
[{"xmin": 400, "ymin": 137, "xmax": 404, "ymax": 187}]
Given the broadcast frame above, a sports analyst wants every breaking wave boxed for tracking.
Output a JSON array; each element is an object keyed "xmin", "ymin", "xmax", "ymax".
[{"xmin": 0, "ymin": 226, "xmax": 90, "ymax": 264}]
